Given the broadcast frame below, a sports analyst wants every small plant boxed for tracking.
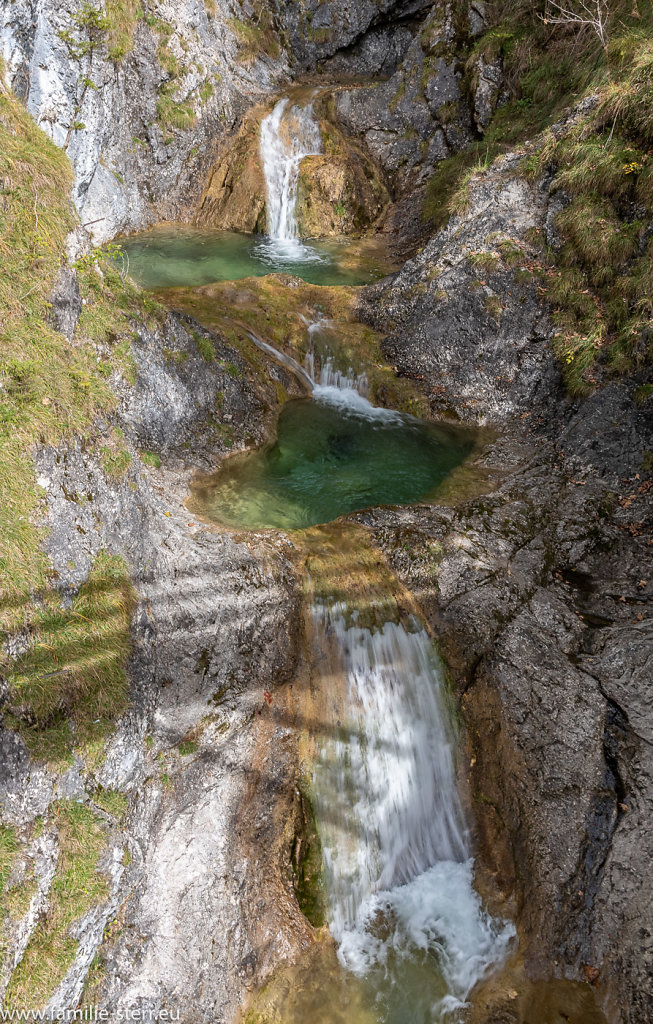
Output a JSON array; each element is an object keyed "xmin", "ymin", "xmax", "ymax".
[
  {"xmin": 140, "ymin": 450, "xmax": 162, "ymax": 469},
  {"xmin": 193, "ymin": 331, "xmax": 215, "ymax": 362},
  {"xmin": 93, "ymin": 787, "xmax": 128, "ymax": 821},
  {"xmin": 4, "ymin": 801, "xmax": 112, "ymax": 1010},
  {"xmin": 178, "ymin": 739, "xmax": 198, "ymax": 756},
  {"xmin": 469, "ymin": 250, "xmax": 501, "ymax": 274},
  {"xmin": 100, "ymin": 428, "xmax": 132, "ymax": 479}
]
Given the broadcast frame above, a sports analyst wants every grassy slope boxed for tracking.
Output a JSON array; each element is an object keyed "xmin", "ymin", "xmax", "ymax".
[
  {"xmin": 0, "ymin": 75, "xmax": 161, "ymax": 766},
  {"xmin": 0, "ymin": 65, "xmax": 155, "ymax": 1011},
  {"xmin": 424, "ymin": 0, "xmax": 653, "ymax": 393}
]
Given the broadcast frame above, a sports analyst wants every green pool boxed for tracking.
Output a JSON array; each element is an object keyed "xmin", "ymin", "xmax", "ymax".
[
  {"xmin": 119, "ymin": 226, "xmax": 389, "ymax": 289},
  {"xmin": 192, "ymin": 389, "xmax": 476, "ymax": 531}
]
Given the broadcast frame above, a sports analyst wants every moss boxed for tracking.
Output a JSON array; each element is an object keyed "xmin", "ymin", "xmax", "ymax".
[
  {"xmin": 178, "ymin": 739, "xmax": 198, "ymax": 756},
  {"xmin": 140, "ymin": 450, "xmax": 162, "ymax": 469},
  {"xmin": 4, "ymin": 801, "xmax": 112, "ymax": 1010},
  {"xmin": 389, "ymin": 78, "xmax": 406, "ymax": 112},
  {"xmin": 292, "ymin": 778, "xmax": 327, "ymax": 928},
  {"xmin": 156, "ymin": 82, "xmax": 196, "ymax": 132},
  {"xmin": 228, "ymin": 15, "xmax": 280, "ymax": 61},
  {"xmin": 634, "ymin": 383, "xmax": 653, "ymax": 405},
  {"xmin": 5, "ymin": 551, "xmax": 136, "ymax": 765},
  {"xmin": 468, "ymin": 250, "xmax": 501, "ymax": 275},
  {"xmin": 193, "ymin": 331, "xmax": 215, "ymax": 362},
  {"xmin": 0, "ymin": 825, "xmax": 19, "ymax": 896},
  {"xmin": 424, "ymin": 1, "xmax": 653, "ymax": 391},
  {"xmin": 100, "ymin": 427, "xmax": 132, "ymax": 479},
  {"xmin": 93, "ymin": 788, "xmax": 128, "ymax": 821}
]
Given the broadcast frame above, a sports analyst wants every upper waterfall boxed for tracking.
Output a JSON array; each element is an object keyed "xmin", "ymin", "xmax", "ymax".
[{"xmin": 259, "ymin": 97, "xmax": 323, "ymax": 244}]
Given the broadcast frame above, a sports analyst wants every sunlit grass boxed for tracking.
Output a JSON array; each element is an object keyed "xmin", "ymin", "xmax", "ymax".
[{"xmin": 4, "ymin": 802, "xmax": 112, "ymax": 1011}]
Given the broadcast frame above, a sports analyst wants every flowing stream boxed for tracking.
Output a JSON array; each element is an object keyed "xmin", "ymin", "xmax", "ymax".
[
  {"xmin": 307, "ymin": 591, "xmax": 515, "ymax": 1022},
  {"xmin": 259, "ymin": 97, "xmax": 323, "ymax": 247},
  {"xmin": 132, "ymin": 95, "xmax": 516, "ymax": 1020}
]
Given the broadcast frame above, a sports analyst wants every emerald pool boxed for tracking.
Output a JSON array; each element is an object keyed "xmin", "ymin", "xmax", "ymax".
[
  {"xmin": 119, "ymin": 226, "xmax": 389, "ymax": 289},
  {"xmin": 192, "ymin": 387, "xmax": 476, "ymax": 531}
]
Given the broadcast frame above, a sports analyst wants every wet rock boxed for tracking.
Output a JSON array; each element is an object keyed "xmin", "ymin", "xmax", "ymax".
[
  {"xmin": 296, "ymin": 148, "xmax": 389, "ymax": 238},
  {"xmin": 354, "ymin": 377, "xmax": 653, "ymax": 1020}
]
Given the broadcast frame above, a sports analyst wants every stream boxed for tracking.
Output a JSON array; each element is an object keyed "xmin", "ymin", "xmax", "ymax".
[{"xmin": 125, "ymin": 96, "xmax": 516, "ymax": 1022}]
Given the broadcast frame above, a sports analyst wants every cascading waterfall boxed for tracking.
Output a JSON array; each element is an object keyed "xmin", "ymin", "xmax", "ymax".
[
  {"xmin": 310, "ymin": 596, "xmax": 515, "ymax": 1020},
  {"xmin": 304, "ymin": 319, "xmax": 370, "ymax": 397},
  {"xmin": 259, "ymin": 97, "xmax": 323, "ymax": 249}
]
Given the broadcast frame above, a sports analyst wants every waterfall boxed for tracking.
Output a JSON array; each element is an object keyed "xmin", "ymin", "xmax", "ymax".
[
  {"xmin": 310, "ymin": 597, "xmax": 515, "ymax": 1019},
  {"xmin": 304, "ymin": 319, "xmax": 370, "ymax": 399},
  {"xmin": 259, "ymin": 97, "xmax": 323, "ymax": 244}
]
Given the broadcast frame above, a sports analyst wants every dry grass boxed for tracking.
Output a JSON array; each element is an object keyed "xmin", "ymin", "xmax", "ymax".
[
  {"xmin": 4, "ymin": 802, "xmax": 112, "ymax": 1011},
  {"xmin": 4, "ymin": 551, "xmax": 136, "ymax": 764}
]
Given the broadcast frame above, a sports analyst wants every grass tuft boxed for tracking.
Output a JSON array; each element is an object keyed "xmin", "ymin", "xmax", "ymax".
[
  {"xmin": 4, "ymin": 551, "xmax": 136, "ymax": 765},
  {"xmin": 4, "ymin": 801, "xmax": 112, "ymax": 1010}
]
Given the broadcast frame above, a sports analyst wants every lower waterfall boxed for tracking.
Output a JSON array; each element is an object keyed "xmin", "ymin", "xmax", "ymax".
[{"xmin": 309, "ymin": 591, "xmax": 515, "ymax": 1020}]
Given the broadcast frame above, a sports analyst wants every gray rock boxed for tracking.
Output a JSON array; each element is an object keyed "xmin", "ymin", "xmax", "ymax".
[
  {"xmin": 359, "ymin": 156, "xmax": 562, "ymax": 423},
  {"xmin": 0, "ymin": 0, "xmax": 290, "ymax": 241},
  {"xmin": 49, "ymin": 266, "xmax": 82, "ymax": 340}
]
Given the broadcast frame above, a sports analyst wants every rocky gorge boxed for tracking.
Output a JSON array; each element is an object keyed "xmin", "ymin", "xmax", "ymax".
[{"xmin": 0, "ymin": 2, "xmax": 652, "ymax": 1024}]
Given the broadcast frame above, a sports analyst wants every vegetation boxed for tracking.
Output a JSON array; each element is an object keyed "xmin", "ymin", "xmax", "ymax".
[
  {"xmin": 4, "ymin": 551, "xmax": 136, "ymax": 764},
  {"xmin": 424, "ymin": 0, "xmax": 653, "ymax": 392},
  {"xmin": 228, "ymin": 11, "xmax": 281, "ymax": 61},
  {"xmin": 0, "ymin": 78, "xmax": 164, "ymax": 767},
  {"xmin": 4, "ymin": 801, "xmax": 113, "ymax": 1010},
  {"xmin": 105, "ymin": 0, "xmax": 144, "ymax": 61}
]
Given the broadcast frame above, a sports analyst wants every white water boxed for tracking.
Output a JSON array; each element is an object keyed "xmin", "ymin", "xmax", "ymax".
[
  {"xmin": 311, "ymin": 601, "xmax": 515, "ymax": 1019},
  {"xmin": 259, "ymin": 97, "xmax": 323, "ymax": 258},
  {"xmin": 246, "ymin": 326, "xmax": 386, "ymax": 420},
  {"xmin": 304, "ymin": 318, "xmax": 370, "ymax": 398}
]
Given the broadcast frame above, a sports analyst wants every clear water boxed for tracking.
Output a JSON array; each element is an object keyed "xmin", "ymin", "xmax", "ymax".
[
  {"xmin": 119, "ymin": 226, "xmax": 387, "ymax": 289},
  {"xmin": 193, "ymin": 388, "xmax": 476, "ymax": 531}
]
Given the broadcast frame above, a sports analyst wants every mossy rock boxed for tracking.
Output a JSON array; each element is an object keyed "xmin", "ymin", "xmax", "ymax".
[
  {"xmin": 197, "ymin": 114, "xmax": 267, "ymax": 233},
  {"xmin": 296, "ymin": 148, "xmax": 389, "ymax": 239}
]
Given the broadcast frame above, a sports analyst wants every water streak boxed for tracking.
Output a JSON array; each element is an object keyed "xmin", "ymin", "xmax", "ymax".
[
  {"xmin": 311, "ymin": 600, "xmax": 515, "ymax": 1018},
  {"xmin": 304, "ymin": 319, "xmax": 370, "ymax": 397},
  {"xmin": 259, "ymin": 97, "xmax": 322, "ymax": 251}
]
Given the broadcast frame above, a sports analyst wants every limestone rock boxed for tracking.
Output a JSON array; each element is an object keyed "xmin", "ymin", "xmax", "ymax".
[{"xmin": 359, "ymin": 155, "xmax": 561, "ymax": 423}]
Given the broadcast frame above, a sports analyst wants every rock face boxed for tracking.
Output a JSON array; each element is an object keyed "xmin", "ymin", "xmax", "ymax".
[
  {"xmin": 1, "ymin": 1, "xmax": 498, "ymax": 245},
  {"xmin": 0, "ymin": 288, "xmax": 314, "ymax": 1018},
  {"xmin": 332, "ymin": 3, "xmax": 485, "ymax": 194},
  {"xmin": 294, "ymin": 123, "xmax": 390, "ymax": 238},
  {"xmin": 359, "ymin": 154, "xmax": 561, "ymax": 423},
  {"xmin": 0, "ymin": 0, "xmax": 289, "ymax": 242},
  {"xmin": 355, "ymin": 388, "xmax": 653, "ymax": 1021},
  {"xmin": 276, "ymin": 0, "xmax": 433, "ymax": 72},
  {"xmin": 196, "ymin": 108, "xmax": 269, "ymax": 234},
  {"xmin": 354, "ymin": 149, "xmax": 653, "ymax": 1020}
]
